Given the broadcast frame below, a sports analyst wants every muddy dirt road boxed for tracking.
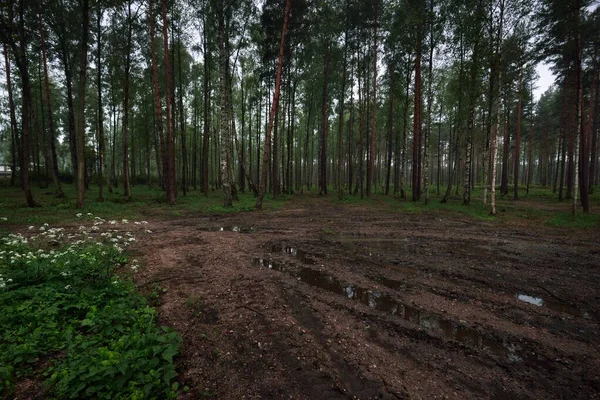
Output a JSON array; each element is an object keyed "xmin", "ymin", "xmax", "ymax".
[{"xmin": 135, "ymin": 196, "xmax": 600, "ymax": 399}]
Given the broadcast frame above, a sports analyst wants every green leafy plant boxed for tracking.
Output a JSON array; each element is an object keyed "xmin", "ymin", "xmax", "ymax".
[{"xmin": 0, "ymin": 222, "xmax": 180, "ymax": 399}]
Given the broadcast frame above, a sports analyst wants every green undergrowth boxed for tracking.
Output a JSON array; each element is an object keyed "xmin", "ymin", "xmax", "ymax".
[
  {"xmin": 0, "ymin": 218, "xmax": 181, "ymax": 399},
  {"xmin": 329, "ymin": 184, "xmax": 600, "ymax": 227},
  {"xmin": 0, "ymin": 183, "xmax": 287, "ymax": 225},
  {"xmin": 545, "ymin": 212, "xmax": 600, "ymax": 229}
]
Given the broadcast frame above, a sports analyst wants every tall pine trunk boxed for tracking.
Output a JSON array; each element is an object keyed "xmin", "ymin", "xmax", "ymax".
[
  {"xmin": 412, "ymin": 33, "xmax": 423, "ymax": 201},
  {"xmin": 513, "ymin": 68, "xmax": 523, "ymax": 200},
  {"xmin": 76, "ymin": 0, "xmax": 90, "ymax": 209},
  {"xmin": 122, "ymin": 1, "xmax": 132, "ymax": 200},
  {"xmin": 161, "ymin": 0, "xmax": 176, "ymax": 204},
  {"xmin": 256, "ymin": 0, "xmax": 291, "ymax": 209},
  {"xmin": 319, "ymin": 41, "xmax": 330, "ymax": 196},
  {"xmin": 3, "ymin": 43, "xmax": 19, "ymax": 188}
]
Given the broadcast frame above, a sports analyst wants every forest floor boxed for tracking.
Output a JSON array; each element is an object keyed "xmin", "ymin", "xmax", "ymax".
[{"xmin": 128, "ymin": 193, "xmax": 600, "ymax": 400}]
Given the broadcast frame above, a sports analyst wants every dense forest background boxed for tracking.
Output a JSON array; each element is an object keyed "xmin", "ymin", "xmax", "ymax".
[{"xmin": 0, "ymin": 0, "xmax": 598, "ymax": 215}]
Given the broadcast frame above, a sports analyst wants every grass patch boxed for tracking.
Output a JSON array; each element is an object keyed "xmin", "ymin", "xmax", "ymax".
[
  {"xmin": 545, "ymin": 212, "xmax": 600, "ymax": 229},
  {"xmin": 0, "ymin": 183, "xmax": 287, "ymax": 225},
  {"xmin": 0, "ymin": 221, "xmax": 180, "ymax": 398}
]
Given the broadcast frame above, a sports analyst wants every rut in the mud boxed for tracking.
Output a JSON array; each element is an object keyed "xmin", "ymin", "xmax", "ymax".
[{"xmin": 135, "ymin": 201, "xmax": 600, "ymax": 399}]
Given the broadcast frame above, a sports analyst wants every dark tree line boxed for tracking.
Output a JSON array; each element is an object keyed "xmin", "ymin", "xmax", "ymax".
[{"xmin": 0, "ymin": 0, "xmax": 598, "ymax": 214}]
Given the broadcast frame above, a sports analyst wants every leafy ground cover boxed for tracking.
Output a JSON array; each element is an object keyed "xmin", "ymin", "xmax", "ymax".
[{"xmin": 0, "ymin": 215, "xmax": 180, "ymax": 399}]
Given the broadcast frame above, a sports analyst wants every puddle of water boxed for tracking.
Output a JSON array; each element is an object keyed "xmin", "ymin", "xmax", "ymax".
[
  {"xmin": 253, "ymin": 258, "xmax": 538, "ymax": 364},
  {"xmin": 270, "ymin": 245, "xmax": 316, "ymax": 265},
  {"xmin": 198, "ymin": 226, "xmax": 257, "ymax": 233},
  {"xmin": 517, "ymin": 293, "xmax": 583, "ymax": 317},
  {"xmin": 517, "ymin": 294, "xmax": 544, "ymax": 307}
]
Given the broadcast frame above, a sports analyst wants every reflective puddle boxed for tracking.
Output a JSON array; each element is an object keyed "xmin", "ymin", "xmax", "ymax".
[
  {"xmin": 517, "ymin": 293, "xmax": 584, "ymax": 317},
  {"xmin": 270, "ymin": 244, "xmax": 317, "ymax": 265}
]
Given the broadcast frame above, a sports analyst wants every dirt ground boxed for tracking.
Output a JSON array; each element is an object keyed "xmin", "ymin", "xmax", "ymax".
[{"xmin": 133, "ymin": 195, "xmax": 600, "ymax": 399}]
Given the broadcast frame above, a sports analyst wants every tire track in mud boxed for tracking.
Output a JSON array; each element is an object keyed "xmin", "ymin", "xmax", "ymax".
[{"xmin": 133, "ymin": 200, "xmax": 600, "ymax": 399}]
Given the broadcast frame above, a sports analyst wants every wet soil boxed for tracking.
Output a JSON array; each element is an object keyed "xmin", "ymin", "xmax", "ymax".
[{"xmin": 134, "ymin": 195, "xmax": 600, "ymax": 399}]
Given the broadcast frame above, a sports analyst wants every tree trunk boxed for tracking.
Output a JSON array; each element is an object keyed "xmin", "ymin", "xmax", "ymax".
[
  {"xmin": 590, "ymin": 49, "xmax": 599, "ymax": 194},
  {"xmin": 201, "ymin": 3, "xmax": 211, "ymax": 197},
  {"xmin": 348, "ymin": 58, "xmax": 355, "ymax": 195},
  {"xmin": 424, "ymin": 0, "xmax": 435, "ymax": 205},
  {"xmin": 412, "ymin": 33, "xmax": 423, "ymax": 201},
  {"xmin": 501, "ymin": 107, "xmax": 510, "ymax": 196},
  {"xmin": 400, "ymin": 56, "xmax": 411, "ymax": 199},
  {"xmin": 575, "ymin": 24, "xmax": 589, "ymax": 213},
  {"xmin": 338, "ymin": 31, "xmax": 348, "ymax": 200},
  {"xmin": 256, "ymin": 0, "xmax": 291, "ymax": 209},
  {"xmin": 8, "ymin": 0, "xmax": 36, "ymax": 206},
  {"xmin": 95, "ymin": 5, "xmax": 108, "ymax": 200},
  {"xmin": 240, "ymin": 72, "xmax": 246, "ymax": 193},
  {"xmin": 149, "ymin": 0, "xmax": 167, "ymax": 196},
  {"xmin": 513, "ymin": 68, "xmax": 523, "ymax": 200},
  {"xmin": 161, "ymin": 0, "xmax": 176, "ymax": 204},
  {"xmin": 122, "ymin": 1, "xmax": 132, "ymax": 200},
  {"xmin": 320, "ymin": 41, "xmax": 330, "ymax": 196},
  {"xmin": 218, "ymin": 1, "xmax": 233, "ymax": 207},
  {"xmin": 357, "ymin": 45, "xmax": 365, "ymax": 199},
  {"xmin": 40, "ymin": 19, "xmax": 63, "ymax": 197},
  {"xmin": 558, "ymin": 78, "xmax": 569, "ymax": 201},
  {"xmin": 367, "ymin": 26, "xmax": 377, "ymax": 197},
  {"xmin": 178, "ymin": 28, "xmax": 188, "ymax": 196},
  {"xmin": 3, "ymin": 43, "xmax": 20, "ymax": 188},
  {"xmin": 76, "ymin": 0, "xmax": 90, "ymax": 209},
  {"xmin": 385, "ymin": 70, "xmax": 393, "ymax": 196}
]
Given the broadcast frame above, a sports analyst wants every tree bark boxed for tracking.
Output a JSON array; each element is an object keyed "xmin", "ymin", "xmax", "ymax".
[
  {"xmin": 3, "ymin": 43, "xmax": 19, "ymax": 188},
  {"xmin": 7, "ymin": 0, "xmax": 37, "ymax": 207},
  {"xmin": 338, "ymin": 31, "xmax": 348, "ymax": 200},
  {"xmin": 513, "ymin": 68, "xmax": 523, "ymax": 200},
  {"xmin": 412, "ymin": 33, "xmax": 423, "ymax": 201},
  {"xmin": 218, "ymin": 0, "xmax": 233, "ymax": 207},
  {"xmin": 367, "ymin": 25, "xmax": 377, "ymax": 197},
  {"xmin": 178, "ymin": 28, "xmax": 188, "ymax": 196},
  {"xmin": 201, "ymin": 2, "xmax": 211, "ymax": 197},
  {"xmin": 161, "ymin": 0, "xmax": 176, "ymax": 204},
  {"xmin": 319, "ymin": 40, "xmax": 330, "ymax": 196},
  {"xmin": 575, "ymin": 23, "xmax": 589, "ymax": 213},
  {"xmin": 76, "ymin": 0, "xmax": 90, "ymax": 209},
  {"xmin": 385, "ymin": 70, "xmax": 393, "ymax": 196},
  {"xmin": 149, "ymin": 0, "xmax": 167, "ymax": 195},
  {"xmin": 96, "ymin": 5, "xmax": 108, "ymax": 200},
  {"xmin": 256, "ymin": 0, "xmax": 291, "ymax": 209},
  {"xmin": 40, "ymin": 19, "xmax": 63, "ymax": 197},
  {"xmin": 122, "ymin": 1, "xmax": 133, "ymax": 200}
]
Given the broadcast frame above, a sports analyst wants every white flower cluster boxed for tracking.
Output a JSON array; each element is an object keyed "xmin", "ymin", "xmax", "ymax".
[
  {"xmin": 0, "ymin": 273, "xmax": 13, "ymax": 289},
  {"xmin": 0, "ymin": 213, "xmax": 152, "ymax": 286}
]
